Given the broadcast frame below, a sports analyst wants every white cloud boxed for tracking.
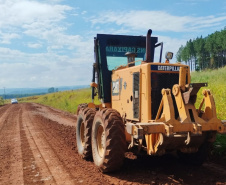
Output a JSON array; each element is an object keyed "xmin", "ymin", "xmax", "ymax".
[
  {"xmin": 0, "ymin": 47, "xmax": 93, "ymax": 88},
  {"xmin": 0, "ymin": 1, "xmax": 72, "ymax": 27},
  {"xmin": 0, "ymin": 1, "xmax": 94, "ymax": 87},
  {"xmin": 0, "ymin": 0, "xmax": 73, "ymax": 44},
  {"xmin": 90, "ymin": 10, "xmax": 226, "ymax": 32},
  {"xmin": 27, "ymin": 42, "xmax": 43, "ymax": 49},
  {"xmin": 0, "ymin": 0, "xmax": 89, "ymax": 53},
  {"xmin": 1, "ymin": 2, "xmax": 224, "ymax": 89},
  {"xmin": 0, "ymin": 32, "xmax": 20, "ymax": 44},
  {"xmin": 0, "ymin": 0, "xmax": 95, "ymax": 88},
  {"xmin": 81, "ymin": 11, "xmax": 87, "ymax": 15}
]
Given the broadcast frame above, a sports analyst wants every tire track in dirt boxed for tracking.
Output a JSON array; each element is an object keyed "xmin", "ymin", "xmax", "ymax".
[
  {"xmin": 21, "ymin": 103, "xmax": 74, "ymax": 184},
  {"xmin": 27, "ymin": 103, "xmax": 108, "ymax": 184},
  {"xmin": 0, "ymin": 104, "xmax": 24, "ymax": 184},
  {"xmin": 19, "ymin": 107, "xmax": 49, "ymax": 184},
  {"xmin": 0, "ymin": 105, "xmax": 14, "ymax": 136},
  {"xmin": 30, "ymin": 103, "xmax": 76, "ymax": 127}
]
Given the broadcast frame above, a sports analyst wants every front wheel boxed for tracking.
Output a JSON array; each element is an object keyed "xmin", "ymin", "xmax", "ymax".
[{"xmin": 92, "ymin": 109, "xmax": 126, "ymax": 172}]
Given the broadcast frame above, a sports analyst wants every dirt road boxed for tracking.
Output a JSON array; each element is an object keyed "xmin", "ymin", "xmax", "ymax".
[{"xmin": 0, "ymin": 103, "xmax": 225, "ymax": 185}]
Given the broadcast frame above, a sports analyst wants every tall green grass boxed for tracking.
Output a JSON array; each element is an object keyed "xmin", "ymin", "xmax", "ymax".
[
  {"xmin": 19, "ymin": 88, "xmax": 100, "ymax": 114},
  {"xmin": 0, "ymin": 97, "xmax": 4, "ymax": 105},
  {"xmin": 191, "ymin": 66, "xmax": 226, "ymax": 120},
  {"xmin": 191, "ymin": 66, "xmax": 226, "ymax": 156}
]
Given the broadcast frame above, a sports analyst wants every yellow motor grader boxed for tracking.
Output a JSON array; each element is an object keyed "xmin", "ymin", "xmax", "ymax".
[{"xmin": 76, "ymin": 29, "xmax": 226, "ymax": 172}]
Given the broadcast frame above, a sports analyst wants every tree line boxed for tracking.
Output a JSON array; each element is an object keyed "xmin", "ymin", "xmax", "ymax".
[
  {"xmin": 48, "ymin": 87, "xmax": 58, "ymax": 93},
  {"xmin": 176, "ymin": 27, "xmax": 226, "ymax": 71}
]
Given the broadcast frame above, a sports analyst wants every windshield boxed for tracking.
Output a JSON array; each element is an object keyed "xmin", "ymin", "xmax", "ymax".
[{"xmin": 106, "ymin": 46, "xmax": 145, "ymax": 70}]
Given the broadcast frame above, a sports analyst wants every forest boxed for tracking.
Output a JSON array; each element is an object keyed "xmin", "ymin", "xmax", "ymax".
[{"xmin": 176, "ymin": 27, "xmax": 226, "ymax": 71}]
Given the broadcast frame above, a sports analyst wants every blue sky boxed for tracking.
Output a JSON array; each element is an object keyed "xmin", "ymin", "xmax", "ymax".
[{"xmin": 0, "ymin": 0, "xmax": 226, "ymax": 88}]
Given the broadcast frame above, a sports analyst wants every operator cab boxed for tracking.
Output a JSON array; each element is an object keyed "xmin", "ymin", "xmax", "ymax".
[
  {"xmin": 93, "ymin": 30, "xmax": 186, "ymax": 121},
  {"xmin": 94, "ymin": 31, "xmax": 160, "ymax": 103}
]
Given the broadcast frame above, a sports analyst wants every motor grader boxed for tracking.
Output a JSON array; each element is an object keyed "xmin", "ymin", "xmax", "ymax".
[{"xmin": 76, "ymin": 29, "xmax": 226, "ymax": 172}]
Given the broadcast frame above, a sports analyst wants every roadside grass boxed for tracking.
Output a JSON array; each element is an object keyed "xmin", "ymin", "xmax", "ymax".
[
  {"xmin": 191, "ymin": 66, "xmax": 226, "ymax": 156},
  {"xmin": 191, "ymin": 66, "xmax": 226, "ymax": 120},
  {"xmin": 0, "ymin": 97, "xmax": 4, "ymax": 105},
  {"xmin": 19, "ymin": 88, "xmax": 100, "ymax": 114}
]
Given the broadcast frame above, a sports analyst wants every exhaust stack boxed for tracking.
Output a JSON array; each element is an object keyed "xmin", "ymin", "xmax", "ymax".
[{"xmin": 145, "ymin": 29, "xmax": 152, "ymax": 63}]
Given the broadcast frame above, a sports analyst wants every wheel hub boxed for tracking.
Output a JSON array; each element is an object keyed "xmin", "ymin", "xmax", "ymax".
[
  {"xmin": 80, "ymin": 121, "xmax": 85, "ymax": 147},
  {"xmin": 97, "ymin": 125, "xmax": 105, "ymax": 158}
]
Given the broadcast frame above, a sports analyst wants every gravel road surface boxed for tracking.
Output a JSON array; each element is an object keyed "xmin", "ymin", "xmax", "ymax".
[{"xmin": 0, "ymin": 103, "xmax": 225, "ymax": 184}]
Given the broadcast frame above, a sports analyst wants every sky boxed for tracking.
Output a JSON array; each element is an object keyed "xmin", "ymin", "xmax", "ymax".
[{"xmin": 0, "ymin": 0, "xmax": 226, "ymax": 89}]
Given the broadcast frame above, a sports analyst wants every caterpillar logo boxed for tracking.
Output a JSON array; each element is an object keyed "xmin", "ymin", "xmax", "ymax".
[{"xmin": 151, "ymin": 65, "xmax": 180, "ymax": 72}]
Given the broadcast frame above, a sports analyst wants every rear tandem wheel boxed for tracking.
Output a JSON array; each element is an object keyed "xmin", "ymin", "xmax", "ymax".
[
  {"xmin": 76, "ymin": 107, "xmax": 95, "ymax": 159},
  {"xmin": 76, "ymin": 103, "xmax": 88, "ymax": 115}
]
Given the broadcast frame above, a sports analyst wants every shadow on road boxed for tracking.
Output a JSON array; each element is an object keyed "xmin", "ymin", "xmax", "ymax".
[{"xmin": 108, "ymin": 153, "xmax": 226, "ymax": 184}]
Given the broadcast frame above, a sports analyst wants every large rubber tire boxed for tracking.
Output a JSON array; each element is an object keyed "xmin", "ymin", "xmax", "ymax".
[
  {"xmin": 91, "ymin": 108, "xmax": 126, "ymax": 172},
  {"xmin": 76, "ymin": 103, "xmax": 88, "ymax": 115},
  {"xmin": 76, "ymin": 107, "xmax": 95, "ymax": 159}
]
